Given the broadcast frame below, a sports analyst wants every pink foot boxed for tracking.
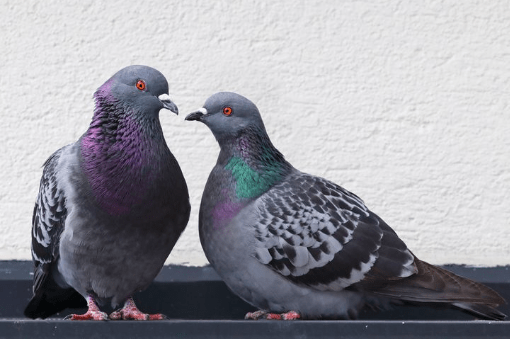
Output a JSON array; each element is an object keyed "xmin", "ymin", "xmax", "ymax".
[
  {"xmin": 245, "ymin": 310, "xmax": 268, "ymax": 320},
  {"xmin": 281, "ymin": 311, "xmax": 301, "ymax": 320},
  {"xmin": 65, "ymin": 310, "xmax": 108, "ymax": 321},
  {"xmin": 64, "ymin": 295, "xmax": 108, "ymax": 321},
  {"xmin": 266, "ymin": 313, "xmax": 282, "ymax": 320},
  {"xmin": 109, "ymin": 297, "xmax": 166, "ymax": 321},
  {"xmin": 245, "ymin": 310, "xmax": 301, "ymax": 320}
]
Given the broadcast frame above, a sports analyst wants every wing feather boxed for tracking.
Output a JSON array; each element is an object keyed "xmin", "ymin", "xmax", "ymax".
[
  {"xmin": 253, "ymin": 172, "xmax": 416, "ymax": 291},
  {"xmin": 30, "ymin": 147, "xmax": 68, "ymax": 294}
]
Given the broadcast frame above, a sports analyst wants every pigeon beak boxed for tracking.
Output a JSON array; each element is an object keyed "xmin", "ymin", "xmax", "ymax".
[
  {"xmin": 158, "ymin": 94, "xmax": 179, "ymax": 115},
  {"xmin": 185, "ymin": 107, "xmax": 207, "ymax": 122}
]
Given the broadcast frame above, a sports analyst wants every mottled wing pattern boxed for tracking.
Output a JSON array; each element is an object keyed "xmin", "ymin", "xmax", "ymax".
[
  {"xmin": 31, "ymin": 147, "xmax": 68, "ymax": 294},
  {"xmin": 253, "ymin": 172, "xmax": 417, "ymax": 291}
]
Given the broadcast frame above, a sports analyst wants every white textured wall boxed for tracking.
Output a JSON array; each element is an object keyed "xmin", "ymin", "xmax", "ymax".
[{"xmin": 1, "ymin": 0, "xmax": 509, "ymax": 266}]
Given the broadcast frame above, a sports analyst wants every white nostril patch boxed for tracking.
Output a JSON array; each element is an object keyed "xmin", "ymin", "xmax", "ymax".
[
  {"xmin": 198, "ymin": 107, "xmax": 208, "ymax": 115},
  {"xmin": 158, "ymin": 93, "xmax": 171, "ymax": 101}
]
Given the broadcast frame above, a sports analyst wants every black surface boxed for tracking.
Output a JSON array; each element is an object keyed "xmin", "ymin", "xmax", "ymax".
[
  {"xmin": 1, "ymin": 320, "xmax": 509, "ymax": 339},
  {"xmin": 1, "ymin": 261, "xmax": 509, "ymax": 338}
]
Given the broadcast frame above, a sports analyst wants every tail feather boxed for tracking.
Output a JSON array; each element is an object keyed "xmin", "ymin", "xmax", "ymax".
[
  {"xmin": 359, "ymin": 257, "xmax": 507, "ymax": 320},
  {"xmin": 24, "ymin": 284, "xmax": 86, "ymax": 319},
  {"xmin": 452, "ymin": 302, "xmax": 507, "ymax": 321}
]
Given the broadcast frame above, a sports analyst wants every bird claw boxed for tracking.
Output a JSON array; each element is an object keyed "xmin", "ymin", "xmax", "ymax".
[
  {"xmin": 64, "ymin": 310, "xmax": 108, "ymax": 321},
  {"xmin": 148, "ymin": 313, "xmax": 167, "ymax": 320},
  {"xmin": 265, "ymin": 313, "xmax": 282, "ymax": 320},
  {"xmin": 108, "ymin": 310, "xmax": 124, "ymax": 320},
  {"xmin": 245, "ymin": 310, "xmax": 301, "ymax": 320},
  {"xmin": 109, "ymin": 310, "xmax": 167, "ymax": 321},
  {"xmin": 109, "ymin": 297, "xmax": 166, "ymax": 321},
  {"xmin": 281, "ymin": 311, "xmax": 301, "ymax": 320},
  {"xmin": 63, "ymin": 295, "xmax": 108, "ymax": 320},
  {"xmin": 109, "ymin": 308, "xmax": 149, "ymax": 320},
  {"xmin": 245, "ymin": 310, "xmax": 268, "ymax": 320}
]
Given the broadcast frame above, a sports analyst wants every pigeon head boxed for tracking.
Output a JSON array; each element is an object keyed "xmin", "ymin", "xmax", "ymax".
[
  {"xmin": 94, "ymin": 65, "xmax": 178, "ymax": 118},
  {"xmin": 186, "ymin": 92, "xmax": 292, "ymax": 195},
  {"xmin": 185, "ymin": 92, "xmax": 267, "ymax": 143}
]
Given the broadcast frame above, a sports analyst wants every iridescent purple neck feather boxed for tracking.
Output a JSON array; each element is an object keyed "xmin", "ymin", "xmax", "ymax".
[{"xmin": 81, "ymin": 79, "xmax": 169, "ymax": 215}]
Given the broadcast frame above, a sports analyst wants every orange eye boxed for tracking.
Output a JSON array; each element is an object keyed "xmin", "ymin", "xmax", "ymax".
[
  {"xmin": 136, "ymin": 80, "xmax": 146, "ymax": 91},
  {"xmin": 223, "ymin": 107, "xmax": 233, "ymax": 116}
]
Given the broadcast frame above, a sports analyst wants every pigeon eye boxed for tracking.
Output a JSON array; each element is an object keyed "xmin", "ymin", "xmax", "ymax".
[
  {"xmin": 136, "ymin": 80, "xmax": 146, "ymax": 91},
  {"xmin": 223, "ymin": 107, "xmax": 233, "ymax": 116}
]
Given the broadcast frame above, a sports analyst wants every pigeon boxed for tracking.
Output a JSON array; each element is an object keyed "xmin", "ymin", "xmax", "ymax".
[
  {"xmin": 24, "ymin": 65, "xmax": 191, "ymax": 320},
  {"xmin": 185, "ymin": 92, "xmax": 507, "ymax": 320}
]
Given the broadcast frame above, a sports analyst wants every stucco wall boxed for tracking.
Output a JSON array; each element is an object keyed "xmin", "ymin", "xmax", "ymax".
[{"xmin": 1, "ymin": 0, "xmax": 509, "ymax": 266}]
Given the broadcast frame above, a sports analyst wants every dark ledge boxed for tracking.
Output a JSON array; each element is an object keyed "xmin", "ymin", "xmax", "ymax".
[{"xmin": 1, "ymin": 261, "xmax": 509, "ymax": 338}]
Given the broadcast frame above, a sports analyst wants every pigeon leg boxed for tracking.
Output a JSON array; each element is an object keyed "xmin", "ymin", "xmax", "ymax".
[
  {"xmin": 109, "ymin": 297, "xmax": 166, "ymax": 320},
  {"xmin": 245, "ymin": 310, "xmax": 301, "ymax": 320},
  {"xmin": 64, "ymin": 295, "xmax": 108, "ymax": 321}
]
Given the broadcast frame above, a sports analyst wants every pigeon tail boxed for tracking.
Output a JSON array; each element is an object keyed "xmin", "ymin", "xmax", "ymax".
[
  {"xmin": 452, "ymin": 302, "xmax": 507, "ymax": 321},
  {"xmin": 361, "ymin": 257, "xmax": 507, "ymax": 320},
  {"xmin": 24, "ymin": 284, "xmax": 85, "ymax": 319}
]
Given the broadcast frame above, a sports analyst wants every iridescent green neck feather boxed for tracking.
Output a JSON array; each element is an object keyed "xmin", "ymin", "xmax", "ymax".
[{"xmin": 223, "ymin": 128, "xmax": 292, "ymax": 199}]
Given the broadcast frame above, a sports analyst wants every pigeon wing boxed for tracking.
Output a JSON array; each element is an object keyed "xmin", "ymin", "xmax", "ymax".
[
  {"xmin": 252, "ymin": 172, "xmax": 416, "ymax": 291},
  {"xmin": 30, "ymin": 147, "xmax": 68, "ymax": 295}
]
